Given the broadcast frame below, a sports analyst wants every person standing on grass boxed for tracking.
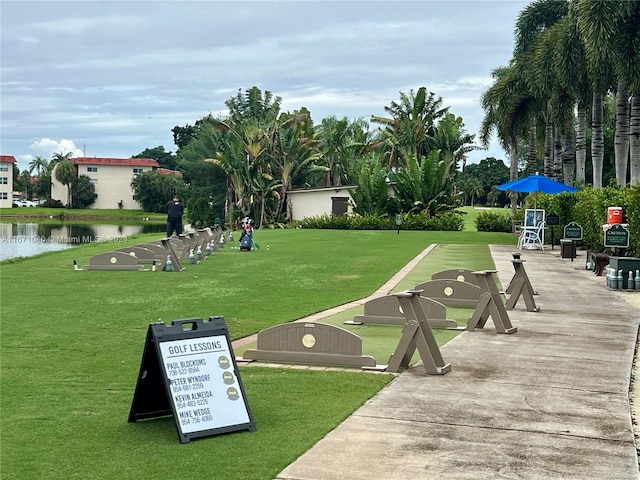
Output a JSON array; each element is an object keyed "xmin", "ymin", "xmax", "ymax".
[{"xmin": 166, "ymin": 195, "xmax": 184, "ymax": 237}]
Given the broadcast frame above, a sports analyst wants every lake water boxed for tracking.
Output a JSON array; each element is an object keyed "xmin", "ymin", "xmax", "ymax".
[{"xmin": 0, "ymin": 222, "xmax": 166, "ymax": 261}]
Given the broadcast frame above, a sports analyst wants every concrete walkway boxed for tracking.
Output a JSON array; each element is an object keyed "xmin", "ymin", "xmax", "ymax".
[{"xmin": 275, "ymin": 245, "xmax": 640, "ymax": 480}]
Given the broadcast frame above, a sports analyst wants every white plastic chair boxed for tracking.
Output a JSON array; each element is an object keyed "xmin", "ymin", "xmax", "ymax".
[{"xmin": 517, "ymin": 221, "xmax": 545, "ymax": 250}]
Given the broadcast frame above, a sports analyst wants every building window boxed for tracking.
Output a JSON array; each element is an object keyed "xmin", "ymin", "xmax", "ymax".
[
  {"xmin": 0, "ymin": 192, "xmax": 7, "ymax": 200},
  {"xmin": 87, "ymin": 167, "xmax": 98, "ymax": 172},
  {"xmin": 0, "ymin": 165, "xmax": 8, "ymax": 171},
  {"xmin": 133, "ymin": 168, "xmax": 144, "ymax": 174},
  {"xmin": 0, "ymin": 177, "xmax": 8, "ymax": 184}
]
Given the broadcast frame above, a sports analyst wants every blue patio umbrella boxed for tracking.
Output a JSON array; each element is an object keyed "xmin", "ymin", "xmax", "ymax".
[{"xmin": 496, "ymin": 174, "xmax": 577, "ymax": 194}]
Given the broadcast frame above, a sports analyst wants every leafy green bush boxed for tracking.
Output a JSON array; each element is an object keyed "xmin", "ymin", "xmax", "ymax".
[
  {"xmin": 533, "ymin": 185, "xmax": 639, "ymax": 256},
  {"xmin": 292, "ymin": 212, "xmax": 464, "ymax": 231},
  {"xmin": 42, "ymin": 199, "xmax": 65, "ymax": 208},
  {"xmin": 474, "ymin": 211, "xmax": 513, "ymax": 232}
]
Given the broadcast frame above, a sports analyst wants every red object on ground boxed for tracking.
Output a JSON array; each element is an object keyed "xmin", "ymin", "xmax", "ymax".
[{"xmin": 607, "ymin": 207, "xmax": 623, "ymax": 224}]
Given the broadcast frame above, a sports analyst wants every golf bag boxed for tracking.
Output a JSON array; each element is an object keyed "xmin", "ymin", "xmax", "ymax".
[
  {"xmin": 240, "ymin": 235, "xmax": 252, "ymax": 251},
  {"xmin": 239, "ymin": 217, "xmax": 254, "ymax": 251}
]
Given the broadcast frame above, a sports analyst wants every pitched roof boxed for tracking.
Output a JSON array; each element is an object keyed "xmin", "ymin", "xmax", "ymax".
[
  {"xmin": 0, "ymin": 155, "xmax": 17, "ymax": 163},
  {"xmin": 287, "ymin": 185, "xmax": 358, "ymax": 194},
  {"xmin": 71, "ymin": 157, "xmax": 159, "ymax": 167},
  {"xmin": 157, "ymin": 168, "xmax": 182, "ymax": 176}
]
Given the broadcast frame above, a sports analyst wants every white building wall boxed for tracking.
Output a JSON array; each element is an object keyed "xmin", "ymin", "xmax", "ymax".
[
  {"xmin": 51, "ymin": 163, "xmax": 150, "ymax": 209},
  {"xmin": 50, "ymin": 164, "xmax": 67, "ymax": 205},
  {"xmin": 78, "ymin": 164, "xmax": 146, "ymax": 210},
  {"xmin": 287, "ymin": 188, "xmax": 355, "ymax": 221},
  {"xmin": 0, "ymin": 161, "xmax": 14, "ymax": 209}
]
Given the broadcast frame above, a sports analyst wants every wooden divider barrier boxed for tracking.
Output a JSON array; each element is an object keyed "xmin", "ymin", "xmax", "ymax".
[
  {"xmin": 431, "ymin": 268, "xmax": 480, "ymax": 287},
  {"xmin": 82, "ymin": 251, "xmax": 145, "ymax": 271},
  {"xmin": 413, "ymin": 279, "xmax": 481, "ymax": 307},
  {"xmin": 347, "ymin": 295, "xmax": 462, "ymax": 330},
  {"xmin": 241, "ymin": 322, "xmax": 377, "ymax": 368}
]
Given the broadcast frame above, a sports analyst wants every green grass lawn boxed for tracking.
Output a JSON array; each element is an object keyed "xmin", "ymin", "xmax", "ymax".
[
  {"xmin": 458, "ymin": 205, "xmax": 511, "ymax": 232},
  {"xmin": 0, "ymin": 227, "xmax": 516, "ymax": 480}
]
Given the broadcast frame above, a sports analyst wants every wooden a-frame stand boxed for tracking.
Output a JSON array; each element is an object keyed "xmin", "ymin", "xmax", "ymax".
[
  {"xmin": 504, "ymin": 259, "xmax": 539, "ymax": 312},
  {"xmin": 387, "ymin": 290, "xmax": 451, "ymax": 375},
  {"xmin": 466, "ymin": 270, "xmax": 517, "ymax": 334}
]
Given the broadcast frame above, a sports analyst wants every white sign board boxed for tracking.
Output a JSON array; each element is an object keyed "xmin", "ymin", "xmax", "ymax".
[{"xmin": 159, "ymin": 335, "xmax": 251, "ymax": 434}]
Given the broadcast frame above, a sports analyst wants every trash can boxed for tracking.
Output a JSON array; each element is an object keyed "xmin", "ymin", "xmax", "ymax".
[{"xmin": 560, "ymin": 239, "xmax": 576, "ymax": 259}]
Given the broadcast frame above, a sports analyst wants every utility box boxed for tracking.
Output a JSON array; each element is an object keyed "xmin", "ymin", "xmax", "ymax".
[
  {"xmin": 609, "ymin": 257, "xmax": 640, "ymax": 289},
  {"xmin": 561, "ymin": 239, "xmax": 576, "ymax": 259}
]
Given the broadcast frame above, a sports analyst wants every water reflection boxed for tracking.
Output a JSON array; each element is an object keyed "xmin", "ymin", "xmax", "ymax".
[{"xmin": 0, "ymin": 222, "xmax": 166, "ymax": 261}]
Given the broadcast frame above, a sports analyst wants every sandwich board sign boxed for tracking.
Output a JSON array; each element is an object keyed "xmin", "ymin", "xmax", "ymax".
[{"xmin": 128, "ymin": 316, "xmax": 255, "ymax": 443}]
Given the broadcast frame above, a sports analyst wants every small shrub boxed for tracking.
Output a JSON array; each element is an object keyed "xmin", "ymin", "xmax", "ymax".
[
  {"xmin": 42, "ymin": 199, "xmax": 65, "ymax": 208},
  {"xmin": 475, "ymin": 211, "xmax": 512, "ymax": 233},
  {"xmin": 291, "ymin": 212, "xmax": 464, "ymax": 231}
]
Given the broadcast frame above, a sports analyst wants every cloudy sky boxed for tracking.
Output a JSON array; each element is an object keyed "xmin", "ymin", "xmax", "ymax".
[{"xmin": 1, "ymin": 0, "xmax": 529, "ymax": 173}]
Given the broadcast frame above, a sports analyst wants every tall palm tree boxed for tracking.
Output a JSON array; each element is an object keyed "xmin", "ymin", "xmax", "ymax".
[
  {"xmin": 575, "ymin": 0, "xmax": 619, "ymax": 188},
  {"xmin": 515, "ymin": 0, "xmax": 569, "ymax": 178},
  {"xmin": 549, "ymin": 4, "xmax": 591, "ymax": 186},
  {"xmin": 432, "ymin": 113, "xmax": 477, "ymax": 173},
  {"xmin": 51, "ymin": 151, "xmax": 73, "ymax": 167},
  {"xmin": 371, "ymin": 87, "xmax": 449, "ymax": 169},
  {"xmin": 271, "ymin": 111, "xmax": 324, "ymax": 222},
  {"xmin": 316, "ymin": 116, "xmax": 351, "ymax": 187},
  {"xmin": 54, "ymin": 160, "xmax": 76, "ymax": 207},
  {"xmin": 480, "ymin": 65, "xmax": 530, "ymax": 209},
  {"xmin": 28, "ymin": 156, "xmax": 49, "ymax": 176},
  {"xmin": 613, "ymin": 0, "xmax": 640, "ymax": 185}
]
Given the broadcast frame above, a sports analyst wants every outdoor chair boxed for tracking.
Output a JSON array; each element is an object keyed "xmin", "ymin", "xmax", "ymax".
[{"xmin": 517, "ymin": 221, "xmax": 545, "ymax": 250}]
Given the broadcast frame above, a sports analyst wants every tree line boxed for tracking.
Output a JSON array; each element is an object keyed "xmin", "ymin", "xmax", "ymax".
[
  {"xmin": 480, "ymin": 0, "xmax": 640, "ymax": 205},
  {"xmin": 133, "ymin": 86, "xmax": 477, "ymax": 227}
]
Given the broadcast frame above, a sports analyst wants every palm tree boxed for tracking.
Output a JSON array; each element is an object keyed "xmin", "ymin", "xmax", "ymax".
[
  {"xmin": 480, "ymin": 65, "xmax": 530, "ymax": 210},
  {"xmin": 271, "ymin": 111, "xmax": 324, "ymax": 222},
  {"xmin": 371, "ymin": 87, "xmax": 449, "ymax": 169},
  {"xmin": 389, "ymin": 150, "xmax": 456, "ymax": 216},
  {"xmin": 316, "ymin": 116, "xmax": 350, "ymax": 187},
  {"xmin": 51, "ymin": 151, "xmax": 73, "ymax": 167},
  {"xmin": 575, "ymin": 0, "xmax": 619, "ymax": 188},
  {"xmin": 465, "ymin": 177, "xmax": 485, "ymax": 207},
  {"xmin": 487, "ymin": 187, "xmax": 501, "ymax": 207},
  {"xmin": 54, "ymin": 160, "xmax": 76, "ymax": 207},
  {"xmin": 349, "ymin": 153, "xmax": 393, "ymax": 216},
  {"xmin": 515, "ymin": 0, "xmax": 572, "ymax": 181},
  {"xmin": 432, "ymin": 113, "xmax": 477, "ymax": 173},
  {"xmin": 613, "ymin": 0, "xmax": 640, "ymax": 185},
  {"xmin": 28, "ymin": 156, "xmax": 49, "ymax": 176}
]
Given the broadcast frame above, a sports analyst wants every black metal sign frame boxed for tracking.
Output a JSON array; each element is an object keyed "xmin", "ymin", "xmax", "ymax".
[{"xmin": 128, "ymin": 316, "xmax": 255, "ymax": 443}]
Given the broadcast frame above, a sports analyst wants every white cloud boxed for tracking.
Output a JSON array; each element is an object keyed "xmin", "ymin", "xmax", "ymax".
[
  {"xmin": 28, "ymin": 138, "xmax": 84, "ymax": 161},
  {"xmin": 1, "ymin": 0, "xmax": 529, "ymax": 171}
]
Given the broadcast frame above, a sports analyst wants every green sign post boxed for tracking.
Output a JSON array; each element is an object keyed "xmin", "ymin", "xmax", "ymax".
[
  {"xmin": 547, "ymin": 213, "xmax": 560, "ymax": 249},
  {"xmin": 604, "ymin": 224, "xmax": 629, "ymax": 248},
  {"xmin": 563, "ymin": 222, "xmax": 583, "ymax": 240}
]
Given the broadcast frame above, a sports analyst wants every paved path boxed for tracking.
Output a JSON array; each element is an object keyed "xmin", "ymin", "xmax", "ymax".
[{"xmin": 275, "ymin": 245, "xmax": 640, "ymax": 480}]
